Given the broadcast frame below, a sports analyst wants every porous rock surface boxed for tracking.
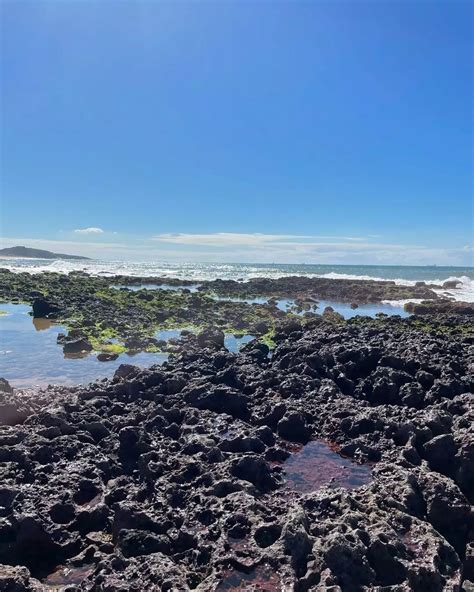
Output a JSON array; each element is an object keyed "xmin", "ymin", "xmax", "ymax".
[{"xmin": 0, "ymin": 316, "xmax": 472, "ymax": 591}]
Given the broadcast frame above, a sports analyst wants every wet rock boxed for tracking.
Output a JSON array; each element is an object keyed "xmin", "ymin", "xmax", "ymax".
[
  {"xmin": 32, "ymin": 296, "xmax": 59, "ymax": 318},
  {"xmin": 465, "ymin": 542, "xmax": 474, "ymax": 582},
  {"xmin": 114, "ymin": 364, "xmax": 138, "ymax": 379},
  {"xmin": 443, "ymin": 280, "xmax": 462, "ymax": 289},
  {"xmin": 231, "ymin": 455, "xmax": 279, "ymax": 492},
  {"xmin": 63, "ymin": 338, "xmax": 93, "ymax": 354},
  {"xmin": 277, "ymin": 412, "xmax": 310, "ymax": 443},
  {"xmin": 97, "ymin": 352, "xmax": 119, "ymax": 362}
]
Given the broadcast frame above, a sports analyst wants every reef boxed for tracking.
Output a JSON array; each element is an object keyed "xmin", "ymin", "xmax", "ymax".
[
  {"xmin": 0, "ymin": 314, "xmax": 473, "ymax": 591},
  {"xmin": 0, "ymin": 269, "xmax": 449, "ymax": 357}
]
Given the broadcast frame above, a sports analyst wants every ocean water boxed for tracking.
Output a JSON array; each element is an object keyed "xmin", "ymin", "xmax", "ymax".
[{"xmin": 1, "ymin": 258, "xmax": 473, "ymax": 302}]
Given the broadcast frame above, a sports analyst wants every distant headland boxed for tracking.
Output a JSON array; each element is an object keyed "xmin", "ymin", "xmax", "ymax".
[{"xmin": 0, "ymin": 246, "xmax": 90, "ymax": 260}]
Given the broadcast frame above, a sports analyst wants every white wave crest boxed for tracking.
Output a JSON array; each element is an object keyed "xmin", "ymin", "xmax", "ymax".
[{"xmin": 0, "ymin": 259, "xmax": 472, "ymax": 302}]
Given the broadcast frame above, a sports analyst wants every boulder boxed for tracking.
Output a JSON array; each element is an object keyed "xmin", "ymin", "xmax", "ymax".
[
  {"xmin": 442, "ymin": 280, "xmax": 461, "ymax": 289},
  {"xmin": 63, "ymin": 338, "xmax": 93, "ymax": 354},
  {"xmin": 197, "ymin": 328, "xmax": 225, "ymax": 349},
  {"xmin": 97, "ymin": 352, "xmax": 119, "ymax": 362},
  {"xmin": 423, "ymin": 434, "xmax": 457, "ymax": 472},
  {"xmin": 277, "ymin": 412, "xmax": 311, "ymax": 443},
  {"xmin": 32, "ymin": 297, "xmax": 60, "ymax": 318},
  {"xmin": 231, "ymin": 455, "xmax": 279, "ymax": 492}
]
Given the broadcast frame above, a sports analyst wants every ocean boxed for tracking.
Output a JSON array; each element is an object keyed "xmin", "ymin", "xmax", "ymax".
[{"xmin": 1, "ymin": 258, "xmax": 473, "ymax": 302}]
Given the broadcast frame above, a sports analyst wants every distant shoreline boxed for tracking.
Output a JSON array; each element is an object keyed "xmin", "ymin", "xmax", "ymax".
[{"xmin": 0, "ymin": 246, "xmax": 90, "ymax": 260}]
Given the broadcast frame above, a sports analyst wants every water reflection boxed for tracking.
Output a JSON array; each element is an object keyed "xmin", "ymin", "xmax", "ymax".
[
  {"xmin": 275, "ymin": 298, "xmax": 410, "ymax": 318},
  {"xmin": 224, "ymin": 333, "xmax": 255, "ymax": 352},
  {"xmin": 32, "ymin": 317, "xmax": 54, "ymax": 331},
  {"xmin": 208, "ymin": 294, "xmax": 410, "ymax": 318},
  {"xmin": 155, "ymin": 327, "xmax": 256, "ymax": 354},
  {"xmin": 282, "ymin": 440, "xmax": 372, "ymax": 492}
]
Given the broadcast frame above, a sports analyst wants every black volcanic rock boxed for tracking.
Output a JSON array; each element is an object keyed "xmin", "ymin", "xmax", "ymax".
[
  {"xmin": 0, "ymin": 315, "xmax": 472, "ymax": 590},
  {"xmin": 0, "ymin": 378, "xmax": 13, "ymax": 394},
  {"xmin": 32, "ymin": 297, "xmax": 60, "ymax": 319}
]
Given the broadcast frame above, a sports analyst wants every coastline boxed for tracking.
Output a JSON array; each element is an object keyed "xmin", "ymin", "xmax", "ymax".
[{"xmin": 0, "ymin": 266, "xmax": 473, "ymax": 590}]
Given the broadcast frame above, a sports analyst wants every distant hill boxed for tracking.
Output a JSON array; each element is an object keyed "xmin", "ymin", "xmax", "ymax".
[{"xmin": 0, "ymin": 246, "xmax": 91, "ymax": 260}]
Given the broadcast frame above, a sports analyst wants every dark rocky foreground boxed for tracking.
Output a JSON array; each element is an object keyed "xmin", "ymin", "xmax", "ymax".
[{"xmin": 0, "ymin": 315, "xmax": 473, "ymax": 591}]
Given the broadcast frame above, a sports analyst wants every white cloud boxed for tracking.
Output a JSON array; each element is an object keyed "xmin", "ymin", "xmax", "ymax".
[{"xmin": 74, "ymin": 227, "xmax": 104, "ymax": 235}]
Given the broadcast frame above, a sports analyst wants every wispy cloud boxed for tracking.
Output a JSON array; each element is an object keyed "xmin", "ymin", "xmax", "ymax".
[
  {"xmin": 74, "ymin": 227, "xmax": 104, "ymax": 235},
  {"xmin": 0, "ymin": 234, "xmax": 471, "ymax": 266},
  {"xmin": 152, "ymin": 232, "xmax": 368, "ymax": 247}
]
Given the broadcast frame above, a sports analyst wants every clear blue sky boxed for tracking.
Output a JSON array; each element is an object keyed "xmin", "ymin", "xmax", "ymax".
[{"xmin": 1, "ymin": 0, "xmax": 472, "ymax": 264}]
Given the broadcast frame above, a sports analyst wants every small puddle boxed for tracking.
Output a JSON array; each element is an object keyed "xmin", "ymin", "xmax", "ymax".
[
  {"xmin": 155, "ymin": 327, "xmax": 194, "ymax": 342},
  {"xmin": 43, "ymin": 564, "xmax": 94, "ymax": 589},
  {"xmin": 216, "ymin": 564, "xmax": 281, "ymax": 591},
  {"xmin": 282, "ymin": 440, "xmax": 372, "ymax": 493},
  {"xmin": 210, "ymin": 294, "xmax": 269, "ymax": 305},
  {"xmin": 224, "ymin": 334, "xmax": 255, "ymax": 353}
]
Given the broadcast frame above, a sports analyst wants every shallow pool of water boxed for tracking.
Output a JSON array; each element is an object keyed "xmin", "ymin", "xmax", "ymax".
[
  {"xmin": 210, "ymin": 294, "xmax": 269, "ymax": 305},
  {"xmin": 224, "ymin": 333, "xmax": 256, "ymax": 352},
  {"xmin": 0, "ymin": 303, "xmax": 167, "ymax": 388},
  {"xmin": 216, "ymin": 564, "xmax": 280, "ymax": 591},
  {"xmin": 276, "ymin": 298, "xmax": 410, "ymax": 318},
  {"xmin": 282, "ymin": 440, "xmax": 372, "ymax": 492},
  {"xmin": 156, "ymin": 327, "xmax": 192, "ymax": 341},
  {"xmin": 155, "ymin": 327, "xmax": 256, "ymax": 354},
  {"xmin": 112, "ymin": 283, "xmax": 201, "ymax": 292},
  {"xmin": 43, "ymin": 564, "xmax": 94, "ymax": 589}
]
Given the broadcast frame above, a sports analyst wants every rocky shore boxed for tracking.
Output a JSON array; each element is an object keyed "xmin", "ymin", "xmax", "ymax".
[
  {"xmin": 1, "ymin": 269, "xmax": 469, "ymax": 359},
  {"xmin": 0, "ymin": 313, "xmax": 473, "ymax": 591}
]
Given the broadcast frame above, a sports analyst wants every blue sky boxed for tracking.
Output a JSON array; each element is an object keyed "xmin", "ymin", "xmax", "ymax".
[{"xmin": 1, "ymin": 0, "xmax": 472, "ymax": 264}]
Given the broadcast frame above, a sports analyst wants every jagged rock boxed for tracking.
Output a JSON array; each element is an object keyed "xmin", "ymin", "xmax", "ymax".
[
  {"xmin": 0, "ymin": 308, "xmax": 471, "ymax": 590},
  {"xmin": 197, "ymin": 328, "xmax": 225, "ymax": 348},
  {"xmin": 0, "ymin": 378, "xmax": 13, "ymax": 394},
  {"xmin": 231, "ymin": 455, "xmax": 279, "ymax": 491},
  {"xmin": 277, "ymin": 412, "xmax": 311, "ymax": 443},
  {"xmin": 0, "ymin": 565, "xmax": 31, "ymax": 592}
]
